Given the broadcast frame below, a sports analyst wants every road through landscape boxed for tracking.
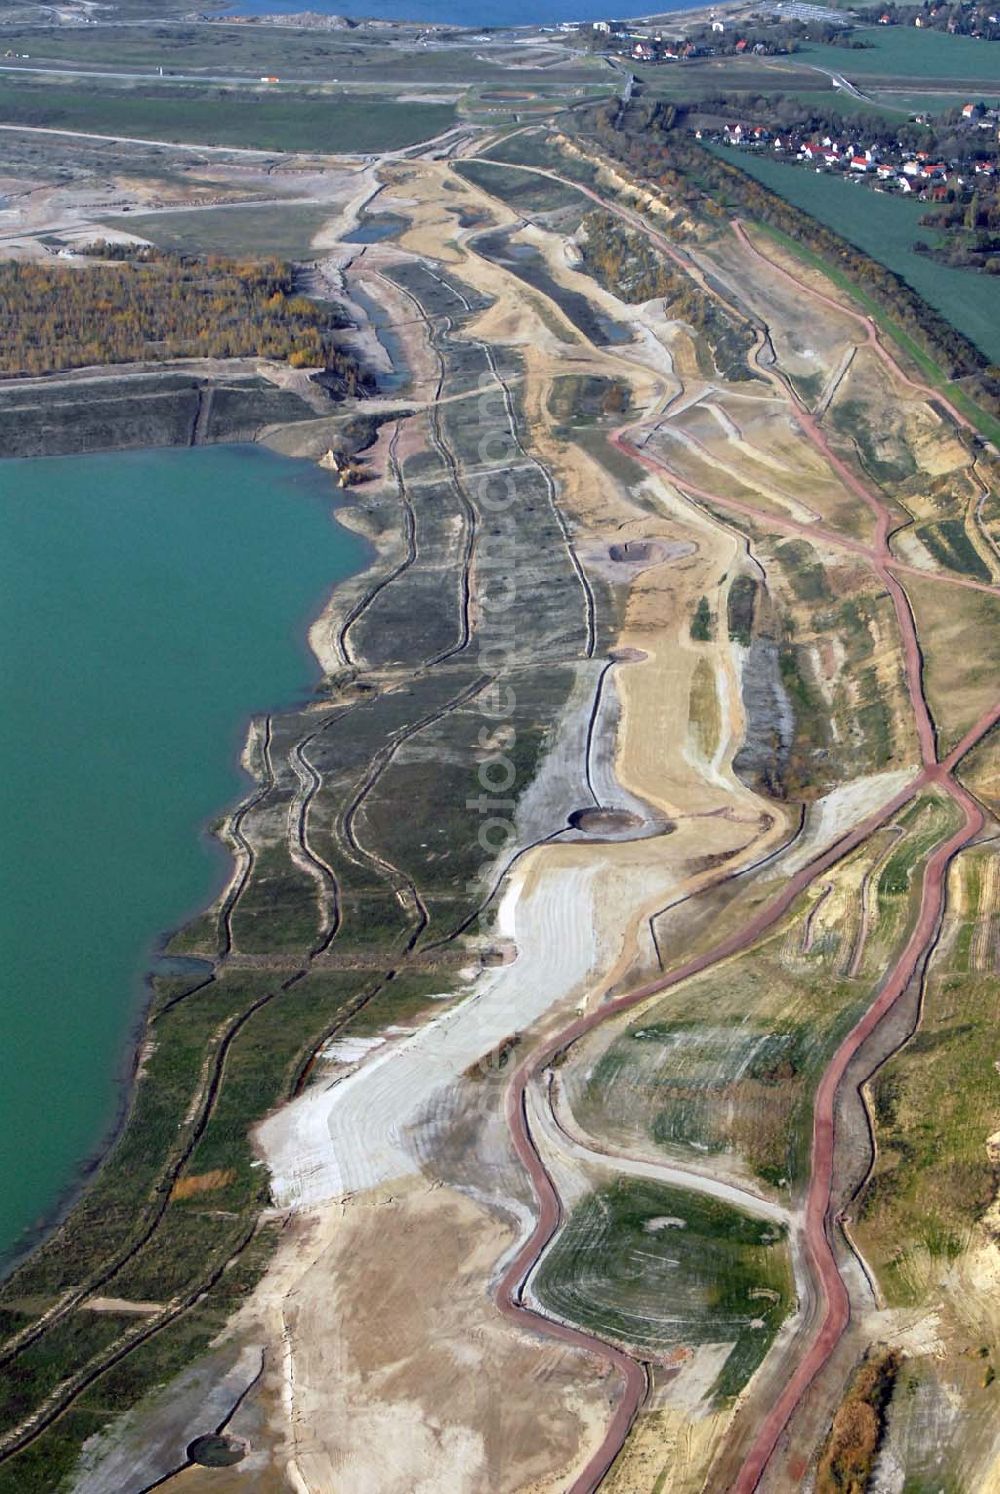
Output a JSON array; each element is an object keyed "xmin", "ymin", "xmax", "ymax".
[{"xmin": 491, "ymin": 184, "xmax": 1000, "ymax": 1492}]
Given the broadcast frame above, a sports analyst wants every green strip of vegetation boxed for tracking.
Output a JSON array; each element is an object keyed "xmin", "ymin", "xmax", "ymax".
[
  {"xmin": 727, "ymin": 576, "xmax": 758, "ymax": 646},
  {"xmin": 0, "ymin": 77, "xmax": 454, "ymax": 154},
  {"xmin": 918, "ymin": 517, "xmax": 993, "ymax": 581},
  {"xmin": 691, "ymin": 595, "xmax": 713, "ymax": 641}
]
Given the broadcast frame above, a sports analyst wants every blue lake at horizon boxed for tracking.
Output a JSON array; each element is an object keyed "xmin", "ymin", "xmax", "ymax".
[
  {"xmin": 221, "ymin": 0, "xmax": 690, "ymax": 27},
  {"xmin": 0, "ymin": 444, "xmax": 368, "ymax": 1269}
]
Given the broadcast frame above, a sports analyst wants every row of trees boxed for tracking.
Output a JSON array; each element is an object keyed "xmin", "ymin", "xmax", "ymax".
[
  {"xmin": 0, "ymin": 251, "xmax": 365, "ymax": 387},
  {"xmin": 920, "ymin": 185, "xmax": 1000, "ymax": 271},
  {"xmin": 582, "ymin": 105, "xmax": 1000, "ymax": 416}
]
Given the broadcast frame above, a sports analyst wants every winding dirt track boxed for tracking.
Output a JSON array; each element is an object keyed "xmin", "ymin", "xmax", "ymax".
[
  {"xmin": 731, "ymin": 219, "xmax": 980, "ymax": 437},
  {"xmin": 493, "ymin": 187, "xmax": 1000, "ymax": 1491}
]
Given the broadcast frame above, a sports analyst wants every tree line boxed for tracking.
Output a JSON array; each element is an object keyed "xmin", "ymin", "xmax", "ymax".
[{"xmin": 582, "ymin": 104, "xmax": 1000, "ymax": 413}]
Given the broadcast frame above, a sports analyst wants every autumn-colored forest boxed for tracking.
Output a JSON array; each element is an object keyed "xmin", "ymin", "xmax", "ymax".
[{"xmin": 0, "ymin": 251, "xmax": 362, "ymax": 383}]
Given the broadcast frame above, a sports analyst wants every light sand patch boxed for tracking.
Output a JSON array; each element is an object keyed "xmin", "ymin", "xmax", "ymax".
[
  {"xmin": 781, "ymin": 769, "xmax": 918, "ymax": 877},
  {"xmin": 82, "ymin": 1296, "xmax": 164, "ymax": 1315},
  {"xmin": 202, "ymin": 1182, "xmax": 612, "ymax": 1494},
  {"xmin": 319, "ymin": 1034, "xmax": 385, "ymax": 1064},
  {"xmin": 257, "ymin": 860, "xmax": 603, "ymax": 1207}
]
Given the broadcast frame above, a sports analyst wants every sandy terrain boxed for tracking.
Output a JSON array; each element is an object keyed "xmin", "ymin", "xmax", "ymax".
[
  {"xmin": 258, "ymin": 861, "xmax": 602, "ymax": 1206},
  {"xmin": 249, "ymin": 1182, "xmax": 613, "ymax": 1494},
  {"xmin": 62, "ymin": 121, "xmax": 1000, "ymax": 1494},
  {"xmin": 202, "ymin": 149, "xmax": 802, "ymax": 1494}
]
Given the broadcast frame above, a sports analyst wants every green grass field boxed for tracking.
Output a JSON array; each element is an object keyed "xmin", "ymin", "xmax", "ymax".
[
  {"xmin": 628, "ymin": 58, "xmax": 837, "ymax": 93},
  {"xmin": 866, "ymin": 88, "xmax": 999, "ymax": 114},
  {"xmin": 0, "ymin": 26, "xmax": 602, "ymax": 88},
  {"xmin": 100, "ymin": 204, "xmax": 335, "ymax": 258},
  {"xmin": 454, "ymin": 158, "xmax": 587, "ymax": 217},
  {"xmin": 790, "ymin": 26, "xmax": 1000, "ymax": 84},
  {"xmin": 0, "ymin": 77, "xmax": 455, "ymax": 153},
  {"xmin": 535, "ymin": 1178, "xmax": 793, "ymax": 1402},
  {"xmin": 706, "ymin": 145, "xmax": 1000, "ymax": 367}
]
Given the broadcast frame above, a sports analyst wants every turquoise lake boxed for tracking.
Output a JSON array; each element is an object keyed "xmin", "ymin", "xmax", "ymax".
[{"xmin": 0, "ymin": 444, "xmax": 367, "ymax": 1269}]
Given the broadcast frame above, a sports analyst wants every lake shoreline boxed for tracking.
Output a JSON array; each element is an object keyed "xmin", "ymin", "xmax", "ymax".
[
  {"xmin": 0, "ymin": 442, "xmax": 373, "ymax": 1276},
  {"xmin": 0, "ymin": 487, "xmax": 370, "ymax": 1283}
]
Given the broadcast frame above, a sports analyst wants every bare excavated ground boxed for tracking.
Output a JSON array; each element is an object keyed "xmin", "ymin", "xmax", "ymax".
[
  {"xmin": 179, "ymin": 1181, "xmax": 613, "ymax": 1494},
  {"xmin": 34, "ymin": 127, "xmax": 1000, "ymax": 1494},
  {"xmin": 123, "ymin": 155, "xmax": 797, "ymax": 1494}
]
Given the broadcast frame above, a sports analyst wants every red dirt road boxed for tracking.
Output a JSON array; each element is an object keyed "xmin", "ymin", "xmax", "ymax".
[
  {"xmin": 490, "ymin": 167, "xmax": 1000, "ymax": 1494},
  {"xmin": 731, "ymin": 776, "xmax": 984, "ymax": 1492},
  {"xmin": 496, "ymin": 1085, "xmax": 648, "ymax": 1494},
  {"xmin": 498, "ymin": 740, "xmax": 994, "ymax": 1488},
  {"xmin": 732, "ymin": 219, "xmax": 981, "ymax": 438}
]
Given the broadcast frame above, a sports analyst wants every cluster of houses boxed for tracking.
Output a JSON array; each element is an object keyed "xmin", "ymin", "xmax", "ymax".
[
  {"xmin": 590, "ymin": 16, "xmax": 781, "ymax": 62},
  {"xmin": 713, "ymin": 110, "xmax": 999, "ymax": 196},
  {"xmin": 593, "ymin": 21, "xmax": 720, "ymax": 62},
  {"xmin": 871, "ymin": 1, "xmax": 1000, "ymax": 37}
]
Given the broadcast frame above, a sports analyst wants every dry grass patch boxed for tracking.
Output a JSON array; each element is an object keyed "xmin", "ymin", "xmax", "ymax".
[
  {"xmin": 855, "ymin": 844, "xmax": 1000, "ymax": 1306},
  {"xmin": 170, "ymin": 1169, "xmax": 236, "ymax": 1200},
  {"xmin": 816, "ymin": 1348, "xmax": 900, "ymax": 1494},
  {"xmin": 902, "ymin": 574, "xmax": 1000, "ymax": 754},
  {"xmin": 688, "ymin": 656, "xmax": 721, "ymax": 765}
]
